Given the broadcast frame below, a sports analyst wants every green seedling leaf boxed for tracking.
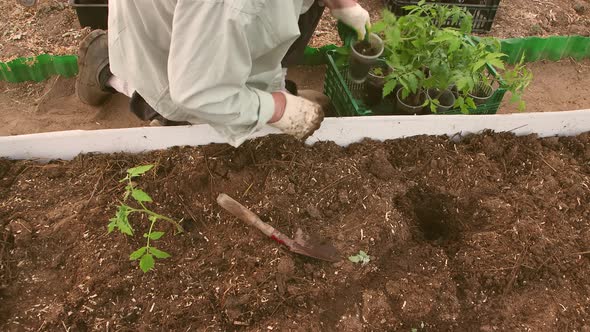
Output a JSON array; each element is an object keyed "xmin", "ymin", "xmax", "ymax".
[
  {"xmin": 139, "ymin": 253, "xmax": 155, "ymax": 272},
  {"xmin": 150, "ymin": 247, "xmax": 171, "ymax": 259},
  {"xmin": 129, "ymin": 247, "xmax": 147, "ymax": 261},
  {"xmin": 460, "ymin": 104, "xmax": 469, "ymax": 114},
  {"xmin": 334, "ymin": 47, "xmax": 350, "ymax": 55},
  {"xmin": 116, "ymin": 217, "xmax": 134, "ymax": 236},
  {"xmin": 116, "ymin": 204, "xmax": 129, "ymax": 218},
  {"xmin": 127, "ymin": 164, "xmax": 154, "ymax": 178},
  {"xmin": 132, "ymin": 189, "xmax": 153, "ymax": 203},
  {"xmin": 454, "ymin": 96, "xmax": 464, "ymax": 108},
  {"xmin": 466, "ymin": 97, "xmax": 477, "ymax": 110},
  {"xmin": 486, "ymin": 58, "xmax": 505, "ymax": 70},
  {"xmin": 431, "ymin": 34, "xmax": 454, "ymax": 43},
  {"xmin": 107, "ymin": 218, "xmax": 117, "ymax": 233},
  {"xmin": 429, "ymin": 102, "xmax": 437, "ymax": 113},
  {"xmin": 123, "ymin": 184, "xmax": 134, "ymax": 200},
  {"xmin": 383, "ymin": 79, "xmax": 398, "ymax": 97},
  {"xmin": 110, "ymin": 205, "xmax": 133, "ymax": 235},
  {"xmin": 473, "ymin": 59, "xmax": 487, "ymax": 72},
  {"xmin": 371, "ymin": 21, "xmax": 386, "ymax": 33},
  {"xmin": 349, "ymin": 250, "xmax": 371, "ymax": 265},
  {"xmin": 349, "ymin": 256, "xmax": 361, "ymax": 263},
  {"xmin": 144, "ymin": 231, "xmax": 165, "ymax": 240}
]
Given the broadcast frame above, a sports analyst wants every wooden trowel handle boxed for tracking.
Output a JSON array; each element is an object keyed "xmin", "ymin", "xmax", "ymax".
[{"xmin": 217, "ymin": 193, "xmax": 277, "ymax": 238}]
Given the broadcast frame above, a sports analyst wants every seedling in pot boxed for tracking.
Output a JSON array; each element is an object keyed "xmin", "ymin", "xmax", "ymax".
[
  {"xmin": 364, "ymin": 63, "xmax": 394, "ymax": 107},
  {"xmin": 381, "ymin": 63, "xmax": 428, "ymax": 114},
  {"xmin": 427, "ymin": 88, "xmax": 456, "ymax": 113},
  {"xmin": 502, "ymin": 54, "xmax": 533, "ymax": 111},
  {"xmin": 108, "ymin": 165, "xmax": 183, "ymax": 273},
  {"xmin": 371, "ymin": 2, "xmax": 532, "ymax": 115},
  {"xmin": 396, "ymin": 89, "xmax": 428, "ymax": 114},
  {"xmin": 371, "ymin": 67, "xmax": 385, "ymax": 76}
]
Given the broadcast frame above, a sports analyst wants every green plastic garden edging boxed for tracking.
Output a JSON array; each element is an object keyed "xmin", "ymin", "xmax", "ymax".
[
  {"xmin": 2, "ymin": 36, "xmax": 590, "ymax": 83},
  {"xmin": 500, "ymin": 35, "xmax": 590, "ymax": 64},
  {"xmin": 1, "ymin": 54, "xmax": 78, "ymax": 83}
]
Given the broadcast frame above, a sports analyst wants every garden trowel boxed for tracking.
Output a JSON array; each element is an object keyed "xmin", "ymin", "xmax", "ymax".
[{"xmin": 217, "ymin": 193, "xmax": 340, "ymax": 262}]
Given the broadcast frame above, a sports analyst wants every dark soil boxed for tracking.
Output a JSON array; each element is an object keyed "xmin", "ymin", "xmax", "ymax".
[
  {"xmin": 354, "ymin": 40, "xmax": 379, "ymax": 57},
  {"xmin": 1, "ymin": 132, "xmax": 590, "ymax": 331}
]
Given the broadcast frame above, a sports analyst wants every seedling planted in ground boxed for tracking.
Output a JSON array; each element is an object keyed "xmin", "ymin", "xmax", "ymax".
[
  {"xmin": 349, "ymin": 250, "xmax": 371, "ymax": 265},
  {"xmin": 108, "ymin": 165, "xmax": 183, "ymax": 272}
]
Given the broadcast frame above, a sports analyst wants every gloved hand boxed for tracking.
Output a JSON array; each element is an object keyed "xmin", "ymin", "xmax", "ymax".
[
  {"xmin": 269, "ymin": 92, "xmax": 324, "ymax": 140},
  {"xmin": 331, "ymin": 3, "xmax": 371, "ymax": 40}
]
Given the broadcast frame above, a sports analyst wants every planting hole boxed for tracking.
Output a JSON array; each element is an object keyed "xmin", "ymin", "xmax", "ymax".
[
  {"xmin": 415, "ymin": 200, "xmax": 453, "ymax": 241},
  {"xmin": 398, "ymin": 186, "xmax": 462, "ymax": 243}
]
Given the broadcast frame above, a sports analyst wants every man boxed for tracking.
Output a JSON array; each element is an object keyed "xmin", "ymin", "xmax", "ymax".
[{"xmin": 75, "ymin": 0, "xmax": 370, "ymax": 147}]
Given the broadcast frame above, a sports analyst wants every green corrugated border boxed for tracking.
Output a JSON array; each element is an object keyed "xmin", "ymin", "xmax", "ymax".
[
  {"xmin": 2, "ymin": 36, "xmax": 590, "ymax": 83},
  {"xmin": 1, "ymin": 54, "xmax": 78, "ymax": 83},
  {"xmin": 500, "ymin": 36, "xmax": 590, "ymax": 64},
  {"xmin": 0, "ymin": 46, "xmax": 336, "ymax": 83}
]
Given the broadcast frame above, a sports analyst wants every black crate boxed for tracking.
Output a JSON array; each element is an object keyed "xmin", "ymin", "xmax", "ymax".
[
  {"xmin": 384, "ymin": 0, "xmax": 500, "ymax": 33},
  {"xmin": 69, "ymin": 0, "xmax": 108, "ymax": 30}
]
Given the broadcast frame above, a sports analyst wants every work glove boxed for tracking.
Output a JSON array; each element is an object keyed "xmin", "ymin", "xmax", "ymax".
[
  {"xmin": 331, "ymin": 3, "xmax": 371, "ymax": 40},
  {"xmin": 269, "ymin": 92, "xmax": 324, "ymax": 140}
]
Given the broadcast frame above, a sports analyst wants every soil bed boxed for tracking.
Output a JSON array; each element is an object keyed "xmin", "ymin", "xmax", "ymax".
[{"xmin": 1, "ymin": 132, "xmax": 589, "ymax": 331}]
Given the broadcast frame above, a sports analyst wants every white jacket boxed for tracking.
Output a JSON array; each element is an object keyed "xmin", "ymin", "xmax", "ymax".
[{"xmin": 108, "ymin": 0, "xmax": 314, "ymax": 146}]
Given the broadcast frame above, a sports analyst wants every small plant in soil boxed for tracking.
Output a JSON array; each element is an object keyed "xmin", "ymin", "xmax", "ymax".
[
  {"xmin": 371, "ymin": 67, "xmax": 385, "ymax": 76},
  {"xmin": 355, "ymin": 40, "xmax": 379, "ymax": 57},
  {"xmin": 108, "ymin": 165, "xmax": 183, "ymax": 272},
  {"xmin": 349, "ymin": 250, "xmax": 371, "ymax": 265}
]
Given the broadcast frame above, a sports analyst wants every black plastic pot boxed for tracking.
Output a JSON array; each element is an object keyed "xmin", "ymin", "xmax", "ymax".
[
  {"xmin": 396, "ymin": 89, "xmax": 426, "ymax": 115},
  {"xmin": 69, "ymin": 0, "xmax": 108, "ymax": 30},
  {"xmin": 427, "ymin": 88, "xmax": 456, "ymax": 113},
  {"xmin": 348, "ymin": 33, "xmax": 384, "ymax": 84},
  {"xmin": 468, "ymin": 82, "xmax": 494, "ymax": 105}
]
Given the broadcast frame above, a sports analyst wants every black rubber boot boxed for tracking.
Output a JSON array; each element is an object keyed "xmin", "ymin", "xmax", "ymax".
[{"xmin": 75, "ymin": 30, "xmax": 113, "ymax": 106}]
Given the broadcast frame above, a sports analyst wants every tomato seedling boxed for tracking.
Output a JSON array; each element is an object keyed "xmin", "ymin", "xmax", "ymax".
[{"xmin": 108, "ymin": 165, "xmax": 183, "ymax": 272}]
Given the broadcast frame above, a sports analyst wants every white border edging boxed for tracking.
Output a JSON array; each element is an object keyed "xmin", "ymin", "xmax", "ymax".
[{"xmin": 1, "ymin": 110, "xmax": 589, "ymax": 161}]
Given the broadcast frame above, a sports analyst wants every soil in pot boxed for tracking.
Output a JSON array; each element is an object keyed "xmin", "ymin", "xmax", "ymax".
[
  {"xmin": 354, "ymin": 40, "xmax": 380, "ymax": 57},
  {"xmin": 427, "ymin": 88, "xmax": 456, "ymax": 113},
  {"xmin": 349, "ymin": 33, "xmax": 384, "ymax": 84},
  {"xmin": 396, "ymin": 89, "xmax": 426, "ymax": 115}
]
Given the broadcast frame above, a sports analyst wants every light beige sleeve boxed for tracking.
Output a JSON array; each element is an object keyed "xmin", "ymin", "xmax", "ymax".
[{"xmin": 166, "ymin": 0, "xmax": 275, "ymax": 141}]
